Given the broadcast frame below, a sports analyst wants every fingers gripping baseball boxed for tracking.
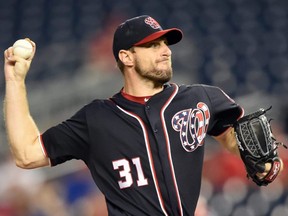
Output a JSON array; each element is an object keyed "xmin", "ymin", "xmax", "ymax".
[{"xmin": 4, "ymin": 38, "xmax": 36, "ymax": 82}]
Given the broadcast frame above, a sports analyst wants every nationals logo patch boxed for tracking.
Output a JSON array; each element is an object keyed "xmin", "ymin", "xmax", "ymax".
[
  {"xmin": 171, "ymin": 102, "xmax": 210, "ymax": 152},
  {"xmin": 144, "ymin": 17, "xmax": 161, "ymax": 29}
]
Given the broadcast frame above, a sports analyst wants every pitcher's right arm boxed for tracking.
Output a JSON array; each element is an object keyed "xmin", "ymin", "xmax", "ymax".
[{"xmin": 3, "ymin": 39, "xmax": 50, "ymax": 169}]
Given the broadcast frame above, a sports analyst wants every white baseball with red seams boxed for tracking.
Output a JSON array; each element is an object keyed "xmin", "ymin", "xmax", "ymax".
[{"xmin": 13, "ymin": 39, "xmax": 33, "ymax": 59}]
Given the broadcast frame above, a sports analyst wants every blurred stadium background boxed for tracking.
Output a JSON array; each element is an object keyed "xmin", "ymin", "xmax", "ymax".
[{"xmin": 0, "ymin": 0, "xmax": 288, "ymax": 215}]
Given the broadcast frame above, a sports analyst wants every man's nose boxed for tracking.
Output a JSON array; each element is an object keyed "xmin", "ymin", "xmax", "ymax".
[{"xmin": 162, "ymin": 43, "xmax": 172, "ymax": 57}]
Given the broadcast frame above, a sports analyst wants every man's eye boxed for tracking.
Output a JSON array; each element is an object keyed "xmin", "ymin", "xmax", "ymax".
[
  {"xmin": 150, "ymin": 43, "xmax": 159, "ymax": 47},
  {"xmin": 143, "ymin": 40, "xmax": 166, "ymax": 48}
]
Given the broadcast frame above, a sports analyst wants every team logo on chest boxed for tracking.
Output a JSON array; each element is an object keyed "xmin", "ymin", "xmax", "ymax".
[{"xmin": 171, "ymin": 102, "xmax": 210, "ymax": 152}]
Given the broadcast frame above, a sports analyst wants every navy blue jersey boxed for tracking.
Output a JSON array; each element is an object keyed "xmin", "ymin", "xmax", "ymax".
[{"xmin": 41, "ymin": 83, "xmax": 243, "ymax": 216}]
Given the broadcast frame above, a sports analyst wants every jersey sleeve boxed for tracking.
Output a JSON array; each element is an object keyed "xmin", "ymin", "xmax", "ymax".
[
  {"xmin": 41, "ymin": 106, "xmax": 90, "ymax": 166},
  {"xmin": 203, "ymin": 85, "xmax": 244, "ymax": 136}
]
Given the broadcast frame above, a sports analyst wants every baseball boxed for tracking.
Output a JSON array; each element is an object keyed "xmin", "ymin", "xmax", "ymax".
[{"xmin": 13, "ymin": 39, "xmax": 33, "ymax": 59}]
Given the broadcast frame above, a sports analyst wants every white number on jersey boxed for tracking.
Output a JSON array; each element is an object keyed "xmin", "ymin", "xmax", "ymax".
[{"xmin": 112, "ymin": 157, "xmax": 148, "ymax": 189}]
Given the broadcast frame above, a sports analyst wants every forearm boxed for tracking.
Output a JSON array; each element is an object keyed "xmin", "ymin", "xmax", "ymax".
[
  {"xmin": 3, "ymin": 40, "xmax": 49, "ymax": 168},
  {"xmin": 4, "ymin": 80, "xmax": 45, "ymax": 168},
  {"xmin": 214, "ymin": 127, "xmax": 240, "ymax": 156}
]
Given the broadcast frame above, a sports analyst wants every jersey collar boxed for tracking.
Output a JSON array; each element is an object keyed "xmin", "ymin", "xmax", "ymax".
[{"xmin": 121, "ymin": 89, "xmax": 151, "ymax": 104}]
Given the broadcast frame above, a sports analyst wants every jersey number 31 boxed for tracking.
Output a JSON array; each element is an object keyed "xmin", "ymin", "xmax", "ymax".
[{"xmin": 113, "ymin": 157, "xmax": 148, "ymax": 189}]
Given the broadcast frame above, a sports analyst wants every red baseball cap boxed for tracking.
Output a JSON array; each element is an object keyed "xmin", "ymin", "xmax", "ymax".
[{"xmin": 113, "ymin": 15, "xmax": 183, "ymax": 61}]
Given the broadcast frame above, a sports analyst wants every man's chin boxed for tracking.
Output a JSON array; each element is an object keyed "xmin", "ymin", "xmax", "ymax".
[{"xmin": 153, "ymin": 76, "xmax": 172, "ymax": 87}]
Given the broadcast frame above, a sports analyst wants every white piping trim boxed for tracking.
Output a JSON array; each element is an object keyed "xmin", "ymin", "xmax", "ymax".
[
  {"xmin": 116, "ymin": 105, "xmax": 169, "ymax": 216},
  {"xmin": 160, "ymin": 84, "xmax": 183, "ymax": 216},
  {"xmin": 38, "ymin": 134, "xmax": 46, "ymax": 156},
  {"xmin": 38, "ymin": 134, "xmax": 51, "ymax": 166}
]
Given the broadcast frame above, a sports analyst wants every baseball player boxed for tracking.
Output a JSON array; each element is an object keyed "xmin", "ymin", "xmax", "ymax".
[{"xmin": 3, "ymin": 15, "xmax": 278, "ymax": 216}]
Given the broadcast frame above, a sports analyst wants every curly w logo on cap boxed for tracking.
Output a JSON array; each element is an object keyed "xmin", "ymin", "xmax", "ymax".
[
  {"xmin": 112, "ymin": 15, "xmax": 183, "ymax": 61},
  {"xmin": 144, "ymin": 17, "xmax": 161, "ymax": 29}
]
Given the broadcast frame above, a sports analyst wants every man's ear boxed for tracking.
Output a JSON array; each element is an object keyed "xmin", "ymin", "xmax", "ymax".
[{"xmin": 118, "ymin": 50, "xmax": 134, "ymax": 66}]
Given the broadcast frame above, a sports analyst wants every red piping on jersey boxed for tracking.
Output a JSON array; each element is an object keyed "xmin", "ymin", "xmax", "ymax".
[
  {"xmin": 221, "ymin": 88, "xmax": 245, "ymax": 121},
  {"xmin": 39, "ymin": 134, "xmax": 52, "ymax": 167},
  {"xmin": 238, "ymin": 107, "xmax": 245, "ymax": 120},
  {"xmin": 160, "ymin": 83, "xmax": 183, "ymax": 216},
  {"xmin": 115, "ymin": 105, "xmax": 169, "ymax": 216},
  {"xmin": 39, "ymin": 134, "xmax": 48, "ymax": 157}
]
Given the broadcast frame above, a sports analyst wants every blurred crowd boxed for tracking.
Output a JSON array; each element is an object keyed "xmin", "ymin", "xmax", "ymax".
[{"xmin": 0, "ymin": 158, "xmax": 108, "ymax": 216}]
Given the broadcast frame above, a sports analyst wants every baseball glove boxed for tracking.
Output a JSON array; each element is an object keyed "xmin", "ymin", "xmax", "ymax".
[{"xmin": 234, "ymin": 107, "xmax": 286, "ymax": 186}]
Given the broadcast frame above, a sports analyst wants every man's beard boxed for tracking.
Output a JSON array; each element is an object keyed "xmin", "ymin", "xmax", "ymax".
[{"xmin": 134, "ymin": 60, "xmax": 173, "ymax": 88}]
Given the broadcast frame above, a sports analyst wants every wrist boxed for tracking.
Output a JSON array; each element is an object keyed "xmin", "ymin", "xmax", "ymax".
[
  {"xmin": 5, "ymin": 79, "xmax": 26, "ymax": 87},
  {"xmin": 5, "ymin": 80, "xmax": 27, "ymax": 100}
]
